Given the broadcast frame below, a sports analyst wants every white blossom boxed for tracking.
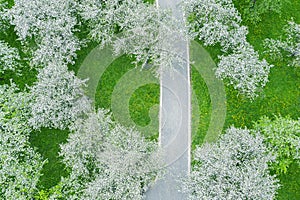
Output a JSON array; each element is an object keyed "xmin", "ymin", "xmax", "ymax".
[
  {"xmin": 0, "ymin": 128, "xmax": 45, "ymax": 199},
  {"xmin": 29, "ymin": 62, "xmax": 91, "ymax": 130},
  {"xmin": 0, "ymin": 0, "xmax": 9, "ymax": 32},
  {"xmin": 4, "ymin": 0, "xmax": 81, "ymax": 66},
  {"xmin": 264, "ymin": 20, "xmax": 300, "ymax": 67},
  {"xmin": 56, "ymin": 109, "xmax": 162, "ymax": 200},
  {"xmin": 112, "ymin": 3, "xmax": 188, "ymax": 74},
  {"xmin": 216, "ymin": 44, "xmax": 272, "ymax": 98},
  {"xmin": 0, "ymin": 127, "xmax": 45, "ymax": 200},
  {"xmin": 77, "ymin": 0, "xmax": 125, "ymax": 46},
  {"xmin": 0, "ymin": 41, "xmax": 21, "ymax": 74},
  {"xmin": 78, "ymin": 0, "xmax": 188, "ymax": 74},
  {"xmin": 0, "ymin": 84, "xmax": 45, "ymax": 200},
  {"xmin": 182, "ymin": 0, "xmax": 247, "ymax": 51},
  {"xmin": 182, "ymin": 127, "xmax": 280, "ymax": 200},
  {"xmin": 183, "ymin": 0, "xmax": 273, "ymax": 98}
]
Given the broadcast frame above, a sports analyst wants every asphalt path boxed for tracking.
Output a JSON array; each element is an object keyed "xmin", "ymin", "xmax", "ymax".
[{"xmin": 145, "ymin": 0, "xmax": 191, "ymax": 199}]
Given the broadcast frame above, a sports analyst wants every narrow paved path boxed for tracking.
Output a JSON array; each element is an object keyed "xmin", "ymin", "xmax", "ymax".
[{"xmin": 146, "ymin": 0, "xmax": 191, "ymax": 199}]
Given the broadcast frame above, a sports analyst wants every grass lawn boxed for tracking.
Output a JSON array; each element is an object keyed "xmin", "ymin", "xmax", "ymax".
[
  {"xmin": 95, "ymin": 55, "xmax": 135, "ymax": 110},
  {"xmin": 190, "ymin": 65, "xmax": 211, "ymax": 149},
  {"xmin": 29, "ymin": 129, "xmax": 69, "ymax": 190},
  {"xmin": 129, "ymin": 83, "xmax": 160, "ymax": 127},
  {"xmin": 231, "ymin": 1, "xmax": 300, "ymax": 198}
]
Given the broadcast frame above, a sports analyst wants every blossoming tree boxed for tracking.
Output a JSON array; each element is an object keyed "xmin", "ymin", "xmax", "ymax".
[{"xmin": 182, "ymin": 127, "xmax": 279, "ymax": 200}]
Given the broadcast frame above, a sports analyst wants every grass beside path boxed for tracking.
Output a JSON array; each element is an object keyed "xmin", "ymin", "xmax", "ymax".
[{"xmin": 205, "ymin": 1, "xmax": 300, "ymax": 198}]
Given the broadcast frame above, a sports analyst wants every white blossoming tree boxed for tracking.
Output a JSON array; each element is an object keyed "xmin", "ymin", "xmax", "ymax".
[
  {"xmin": 216, "ymin": 44, "xmax": 272, "ymax": 98},
  {"xmin": 183, "ymin": 0, "xmax": 247, "ymax": 50},
  {"xmin": 4, "ymin": 0, "xmax": 81, "ymax": 66},
  {"xmin": 0, "ymin": 83, "xmax": 45, "ymax": 199},
  {"xmin": 78, "ymin": 0, "xmax": 187, "ymax": 74},
  {"xmin": 0, "ymin": 0, "xmax": 9, "ymax": 30},
  {"xmin": 4, "ymin": 0, "xmax": 93, "ymax": 130},
  {"xmin": 264, "ymin": 20, "xmax": 300, "ymax": 67},
  {"xmin": 111, "ymin": 3, "xmax": 187, "ymax": 74},
  {"xmin": 0, "ymin": 127, "xmax": 45, "ymax": 200},
  {"xmin": 182, "ymin": 127, "xmax": 279, "ymax": 200},
  {"xmin": 0, "ymin": 40, "xmax": 21, "ymax": 74},
  {"xmin": 29, "ymin": 63, "xmax": 91, "ymax": 130},
  {"xmin": 53, "ymin": 109, "xmax": 162, "ymax": 200},
  {"xmin": 254, "ymin": 115, "xmax": 300, "ymax": 174},
  {"xmin": 0, "ymin": 82, "xmax": 31, "ymax": 131},
  {"xmin": 76, "ymin": 0, "xmax": 125, "ymax": 46},
  {"xmin": 183, "ymin": 0, "xmax": 273, "ymax": 98}
]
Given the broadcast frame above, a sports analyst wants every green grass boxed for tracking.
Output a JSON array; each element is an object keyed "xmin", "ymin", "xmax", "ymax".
[
  {"xmin": 0, "ymin": 26, "xmax": 38, "ymax": 89},
  {"xmin": 29, "ymin": 128, "xmax": 69, "ymax": 190},
  {"xmin": 276, "ymin": 161, "xmax": 300, "ymax": 200},
  {"xmin": 129, "ymin": 83, "xmax": 160, "ymax": 127},
  {"xmin": 224, "ymin": 66, "xmax": 300, "ymax": 129},
  {"xmin": 190, "ymin": 65, "xmax": 211, "ymax": 149},
  {"xmin": 94, "ymin": 55, "xmax": 160, "ymax": 140},
  {"xmin": 95, "ymin": 55, "xmax": 135, "ymax": 110}
]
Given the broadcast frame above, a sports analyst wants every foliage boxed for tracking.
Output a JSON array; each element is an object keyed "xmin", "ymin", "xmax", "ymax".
[
  {"xmin": 111, "ymin": 2, "xmax": 187, "ymax": 74},
  {"xmin": 0, "ymin": 83, "xmax": 45, "ymax": 200},
  {"xmin": 28, "ymin": 63, "xmax": 91, "ymax": 130},
  {"xmin": 4, "ymin": 0, "xmax": 81, "ymax": 66},
  {"xmin": 55, "ymin": 109, "xmax": 162, "ymax": 200},
  {"xmin": 0, "ymin": 127, "xmax": 45, "ymax": 200},
  {"xmin": 254, "ymin": 115, "xmax": 300, "ymax": 174},
  {"xmin": 0, "ymin": 82, "xmax": 31, "ymax": 131},
  {"xmin": 0, "ymin": 0, "xmax": 9, "ymax": 31},
  {"xmin": 34, "ymin": 183, "xmax": 64, "ymax": 200},
  {"xmin": 78, "ymin": 0, "xmax": 187, "ymax": 74},
  {"xmin": 183, "ymin": 0, "xmax": 273, "ymax": 98},
  {"xmin": 264, "ymin": 20, "xmax": 300, "ymax": 67},
  {"xmin": 183, "ymin": 0, "xmax": 247, "ymax": 51},
  {"xmin": 182, "ymin": 127, "xmax": 279, "ymax": 200},
  {"xmin": 240, "ymin": 0, "xmax": 289, "ymax": 25},
  {"xmin": 216, "ymin": 43, "xmax": 272, "ymax": 98},
  {"xmin": 0, "ymin": 40, "xmax": 21, "ymax": 74}
]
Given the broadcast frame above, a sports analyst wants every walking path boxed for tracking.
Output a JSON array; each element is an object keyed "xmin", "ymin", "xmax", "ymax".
[
  {"xmin": 145, "ymin": 0, "xmax": 191, "ymax": 199},
  {"xmin": 76, "ymin": 1, "xmax": 226, "ymax": 199}
]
